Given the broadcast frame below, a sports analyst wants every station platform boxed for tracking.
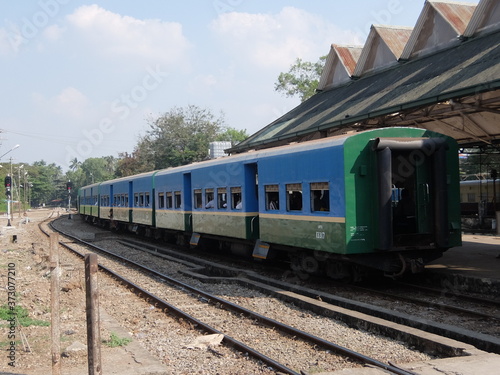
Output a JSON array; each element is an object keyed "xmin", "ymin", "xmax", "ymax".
[
  {"xmin": 418, "ymin": 233, "xmax": 500, "ymax": 295},
  {"xmin": 427, "ymin": 233, "xmax": 500, "ymax": 280}
]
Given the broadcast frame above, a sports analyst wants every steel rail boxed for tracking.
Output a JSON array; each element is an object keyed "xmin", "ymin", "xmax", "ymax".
[
  {"xmin": 395, "ymin": 282, "xmax": 500, "ymax": 309},
  {"xmin": 47, "ymin": 219, "xmax": 418, "ymax": 375},
  {"xmin": 349, "ymin": 285, "xmax": 500, "ymax": 321},
  {"xmin": 40, "ymin": 222, "xmax": 301, "ymax": 375}
]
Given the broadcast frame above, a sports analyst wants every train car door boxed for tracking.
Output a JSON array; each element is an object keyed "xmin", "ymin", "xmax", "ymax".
[
  {"xmin": 375, "ymin": 137, "xmax": 448, "ymax": 250},
  {"xmin": 128, "ymin": 181, "xmax": 133, "ymax": 223},
  {"xmin": 183, "ymin": 173, "xmax": 192, "ymax": 231}
]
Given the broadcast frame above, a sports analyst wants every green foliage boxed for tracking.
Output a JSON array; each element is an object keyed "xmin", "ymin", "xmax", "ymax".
[
  {"xmin": 120, "ymin": 105, "xmax": 247, "ymax": 173},
  {"xmin": 216, "ymin": 128, "xmax": 248, "ymax": 145},
  {"xmin": 0, "ymin": 304, "xmax": 49, "ymax": 327},
  {"xmin": 103, "ymin": 332, "xmax": 132, "ymax": 347},
  {"xmin": 275, "ymin": 56, "xmax": 326, "ymax": 102}
]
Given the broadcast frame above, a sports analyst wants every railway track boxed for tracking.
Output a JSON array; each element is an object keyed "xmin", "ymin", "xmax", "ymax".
[
  {"xmin": 326, "ymin": 282, "xmax": 500, "ymax": 322},
  {"xmin": 45, "ymin": 217, "xmax": 422, "ymax": 375},
  {"xmin": 118, "ymin": 242, "xmax": 500, "ymax": 356}
]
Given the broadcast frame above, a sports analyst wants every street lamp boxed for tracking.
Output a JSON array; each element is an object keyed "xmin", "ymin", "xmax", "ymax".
[{"xmin": 0, "ymin": 144, "xmax": 19, "ymax": 161}]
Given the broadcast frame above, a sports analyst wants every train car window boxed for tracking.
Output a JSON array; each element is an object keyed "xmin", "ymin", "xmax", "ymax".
[
  {"xmin": 174, "ymin": 191, "xmax": 182, "ymax": 208},
  {"xmin": 467, "ymin": 193, "xmax": 475, "ymax": 203},
  {"xmin": 194, "ymin": 189, "xmax": 202, "ymax": 209},
  {"xmin": 158, "ymin": 192, "xmax": 165, "ymax": 209},
  {"xmin": 134, "ymin": 193, "xmax": 139, "ymax": 207},
  {"xmin": 310, "ymin": 182, "xmax": 330, "ymax": 212},
  {"xmin": 205, "ymin": 188, "xmax": 214, "ymax": 209},
  {"xmin": 166, "ymin": 192, "xmax": 172, "ymax": 209},
  {"xmin": 124, "ymin": 195, "xmax": 128, "ymax": 207},
  {"xmin": 286, "ymin": 183, "xmax": 302, "ymax": 211},
  {"xmin": 217, "ymin": 188, "xmax": 227, "ymax": 209},
  {"xmin": 231, "ymin": 187, "xmax": 242, "ymax": 209},
  {"xmin": 265, "ymin": 185, "xmax": 279, "ymax": 210},
  {"xmin": 146, "ymin": 193, "xmax": 151, "ymax": 207}
]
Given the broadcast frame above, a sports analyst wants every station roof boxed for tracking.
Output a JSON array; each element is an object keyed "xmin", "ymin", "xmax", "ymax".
[{"xmin": 230, "ymin": 0, "xmax": 500, "ymax": 154}]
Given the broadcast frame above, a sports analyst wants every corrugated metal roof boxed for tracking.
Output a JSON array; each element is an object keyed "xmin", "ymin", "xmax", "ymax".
[
  {"xmin": 375, "ymin": 25, "xmax": 413, "ymax": 58},
  {"xmin": 432, "ymin": 1, "xmax": 477, "ymax": 34},
  {"xmin": 334, "ymin": 44, "xmax": 362, "ymax": 76},
  {"xmin": 317, "ymin": 44, "xmax": 362, "ymax": 91},
  {"xmin": 353, "ymin": 25, "xmax": 413, "ymax": 77},
  {"xmin": 464, "ymin": 0, "xmax": 500, "ymax": 37},
  {"xmin": 230, "ymin": 28, "xmax": 500, "ymax": 153}
]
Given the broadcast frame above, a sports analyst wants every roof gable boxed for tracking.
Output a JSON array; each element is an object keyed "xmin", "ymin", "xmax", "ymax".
[
  {"xmin": 401, "ymin": 1, "xmax": 476, "ymax": 60},
  {"xmin": 317, "ymin": 44, "xmax": 362, "ymax": 90},
  {"xmin": 464, "ymin": 0, "xmax": 500, "ymax": 37},
  {"xmin": 353, "ymin": 25, "xmax": 412, "ymax": 77}
]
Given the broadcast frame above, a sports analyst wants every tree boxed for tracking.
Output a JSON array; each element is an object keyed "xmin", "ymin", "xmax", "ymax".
[
  {"xmin": 29, "ymin": 161, "xmax": 64, "ymax": 207},
  {"xmin": 274, "ymin": 56, "xmax": 326, "ymax": 102},
  {"xmin": 135, "ymin": 105, "xmax": 227, "ymax": 170},
  {"xmin": 216, "ymin": 128, "xmax": 248, "ymax": 145}
]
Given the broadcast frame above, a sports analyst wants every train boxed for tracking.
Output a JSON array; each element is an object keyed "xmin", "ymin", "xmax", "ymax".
[
  {"xmin": 460, "ymin": 178, "xmax": 499, "ymax": 216},
  {"xmin": 78, "ymin": 127, "xmax": 462, "ymax": 280}
]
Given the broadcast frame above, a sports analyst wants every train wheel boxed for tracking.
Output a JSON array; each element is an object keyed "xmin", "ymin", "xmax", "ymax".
[
  {"xmin": 325, "ymin": 260, "xmax": 350, "ymax": 281},
  {"xmin": 290, "ymin": 254, "xmax": 302, "ymax": 271},
  {"xmin": 301, "ymin": 255, "xmax": 319, "ymax": 274}
]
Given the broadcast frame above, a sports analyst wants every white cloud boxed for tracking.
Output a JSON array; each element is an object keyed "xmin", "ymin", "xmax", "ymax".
[
  {"xmin": 210, "ymin": 7, "xmax": 358, "ymax": 69},
  {"xmin": 42, "ymin": 24, "xmax": 64, "ymax": 42},
  {"xmin": 66, "ymin": 5, "xmax": 191, "ymax": 66},
  {"xmin": 33, "ymin": 87, "xmax": 89, "ymax": 118}
]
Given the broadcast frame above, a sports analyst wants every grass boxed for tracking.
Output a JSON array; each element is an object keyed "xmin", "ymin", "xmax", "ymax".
[
  {"xmin": 0, "ymin": 304, "xmax": 50, "ymax": 327},
  {"xmin": 102, "ymin": 332, "xmax": 132, "ymax": 348}
]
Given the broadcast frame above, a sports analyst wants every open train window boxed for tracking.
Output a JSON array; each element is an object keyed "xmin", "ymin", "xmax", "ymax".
[
  {"xmin": 174, "ymin": 191, "xmax": 181, "ymax": 208},
  {"xmin": 265, "ymin": 185, "xmax": 279, "ymax": 210},
  {"xmin": 231, "ymin": 187, "xmax": 242, "ymax": 209},
  {"xmin": 134, "ymin": 193, "xmax": 139, "ymax": 207},
  {"xmin": 158, "ymin": 192, "xmax": 165, "ymax": 209},
  {"xmin": 286, "ymin": 183, "xmax": 302, "ymax": 211},
  {"xmin": 205, "ymin": 189, "xmax": 214, "ymax": 209},
  {"xmin": 194, "ymin": 189, "xmax": 202, "ymax": 209},
  {"xmin": 166, "ymin": 192, "xmax": 173, "ymax": 209},
  {"xmin": 310, "ymin": 182, "xmax": 329, "ymax": 212},
  {"xmin": 217, "ymin": 188, "xmax": 227, "ymax": 209}
]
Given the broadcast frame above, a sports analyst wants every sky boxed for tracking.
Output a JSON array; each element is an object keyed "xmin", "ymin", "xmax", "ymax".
[{"xmin": 0, "ymin": 0, "xmax": 478, "ymax": 171}]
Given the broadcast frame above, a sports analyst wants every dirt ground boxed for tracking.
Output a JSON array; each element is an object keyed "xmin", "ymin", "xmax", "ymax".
[{"xmin": 0, "ymin": 208, "xmax": 167, "ymax": 375}]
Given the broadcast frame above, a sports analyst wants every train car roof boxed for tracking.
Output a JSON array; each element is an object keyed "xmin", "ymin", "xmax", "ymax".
[
  {"xmin": 99, "ymin": 170, "xmax": 159, "ymax": 185},
  {"xmin": 155, "ymin": 127, "xmax": 450, "ymax": 176},
  {"xmin": 82, "ymin": 127, "xmax": 452, "ymax": 188}
]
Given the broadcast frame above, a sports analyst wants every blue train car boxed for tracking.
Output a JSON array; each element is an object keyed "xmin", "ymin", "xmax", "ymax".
[
  {"xmin": 154, "ymin": 167, "xmax": 192, "ymax": 234},
  {"xmin": 78, "ymin": 182, "xmax": 101, "ymax": 219},
  {"xmin": 106, "ymin": 176, "xmax": 132, "ymax": 225},
  {"xmin": 129, "ymin": 171, "xmax": 157, "ymax": 228},
  {"xmin": 78, "ymin": 127, "xmax": 461, "ymax": 279},
  {"xmin": 190, "ymin": 156, "xmax": 259, "ymax": 242}
]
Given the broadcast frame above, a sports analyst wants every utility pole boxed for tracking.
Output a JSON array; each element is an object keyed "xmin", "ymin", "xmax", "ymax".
[
  {"xmin": 4, "ymin": 174, "xmax": 12, "ymax": 226},
  {"xmin": 67, "ymin": 181, "xmax": 73, "ymax": 219}
]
